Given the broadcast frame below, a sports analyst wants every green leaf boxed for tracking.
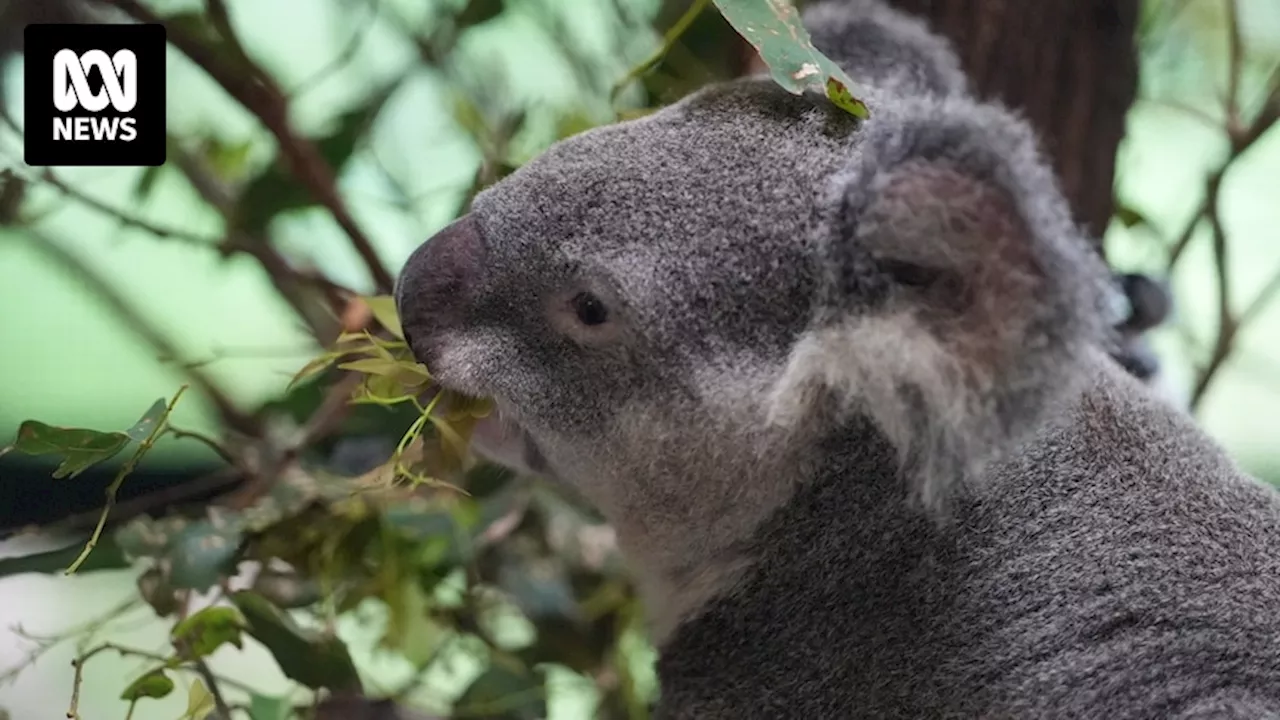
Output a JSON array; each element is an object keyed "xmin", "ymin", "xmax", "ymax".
[
  {"xmin": 553, "ymin": 108, "xmax": 599, "ymax": 142},
  {"xmin": 455, "ymin": 0, "xmax": 504, "ymax": 28},
  {"xmin": 167, "ymin": 520, "xmax": 244, "ymax": 592},
  {"xmin": 454, "ymin": 662, "xmax": 546, "ymax": 719},
  {"xmin": 248, "ymin": 694, "xmax": 291, "ymax": 720},
  {"xmin": 123, "ymin": 399, "xmax": 171, "ymax": 442},
  {"xmin": 287, "ymin": 351, "xmax": 341, "ymax": 391},
  {"xmin": 200, "ymin": 136, "xmax": 255, "ymax": 180},
  {"xmin": 0, "ymin": 538, "xmax": 130, "ymax": 579},
  {"xmin": 236, "ymin": 167, "xmax": 312, "ymax": 234},
  {"xmin": 360, "ymin": 295, "xmax": 405, "ymax": 339},
  {"xmin": 6, "ymin": 421, "xmax": 129, "ymax": 479},
  {"xmin": 3, "ymin": 396, "xmax": 172, "ymax": 480},
  {"xmin": 171, "ymin": 606, "xmax": 246, "ymax": 659},
  {"xmin": 181, "ymin": 678, "xmax": 216, "ymax": 720},
  {"xmin": 121, "ymin": 668, "xmax": 175, "ymax": 701},
  {"xmin": 163, "ymin": 11, "xmax": 245, "ymax": 74},
  {"xmin": 230, "ymin": 591, "xmax": 361, "ymax": 691},
  {"xmin": 131, "ymin": 164, "xmax": 164, "ymax": 204},
  {"xmin": 337, "ymin": 357, "xmax": 430, "ymax": 387},
  {"xmin": 381, "ymin": 580, "xmax": 441, "ymax": 667},
  {"xmin": 1114, "ymin": 203, "xmax": 1151, "ymax": 229},
  {"xmin": 712, "ymin": 0, "xmax": 870, "ymax": 118}
]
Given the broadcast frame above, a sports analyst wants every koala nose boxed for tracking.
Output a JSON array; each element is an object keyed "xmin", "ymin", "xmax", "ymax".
[{"xmin": 395, "ymin": 214, "xmax": 487, "ymax": 361}]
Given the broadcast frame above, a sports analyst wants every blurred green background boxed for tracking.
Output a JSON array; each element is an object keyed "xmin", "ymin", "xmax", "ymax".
[{"xmin": 0, "ymin": 0, "xmax": 1278, "ymax": 718}]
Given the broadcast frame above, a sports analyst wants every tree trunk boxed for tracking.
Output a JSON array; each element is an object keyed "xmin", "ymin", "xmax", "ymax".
[{"xmin": 888, "ymin": 0, "xmax": 1140, "ymax": 247}]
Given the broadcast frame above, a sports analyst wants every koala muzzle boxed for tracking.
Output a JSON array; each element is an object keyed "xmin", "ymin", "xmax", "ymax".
[{"xmin": 394, "ymin": 214, "xmax": 488, "ymax": 367}]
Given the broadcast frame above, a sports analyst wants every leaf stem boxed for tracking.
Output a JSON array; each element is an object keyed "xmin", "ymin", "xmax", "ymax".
[
  {"xmin": 166, "ymin": 425, "xmax": 237, "ymax": 466},
  {"xmin": 65, "ymin": 386, "xmax": 189, "ymax": 575},
  {"xmin": 611, "ymin": 0, "xmax": 711, "ymax": 102}
]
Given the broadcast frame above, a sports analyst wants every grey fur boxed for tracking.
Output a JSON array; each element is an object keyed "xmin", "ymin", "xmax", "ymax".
[
  {"xmin": 804, "ymin": 0, "xmax": 968, "ymax": 97},
  {"xmin": 396, "ymin": 0, "xmax": 1280, "ymax": 716}
]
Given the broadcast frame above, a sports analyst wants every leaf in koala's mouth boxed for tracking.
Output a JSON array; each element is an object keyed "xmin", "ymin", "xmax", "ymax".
[{"xmin": 289, "ymin": 294, "xmax": 495, "ymax": 491}]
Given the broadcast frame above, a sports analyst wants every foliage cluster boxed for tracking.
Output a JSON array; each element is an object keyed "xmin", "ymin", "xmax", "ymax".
[{"xmin": 0, "ymin": 0, "xmax": 868, "ymax": 717}]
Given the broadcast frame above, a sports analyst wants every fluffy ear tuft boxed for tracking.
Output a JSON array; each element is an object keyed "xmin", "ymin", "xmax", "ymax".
[
  {"xmin": 771, "ymin": 97, "xmax": 1115, "ymax": 512},
  {"xmin": 803, "ymin": 0, "xmax": 968, "ymax": 97}
]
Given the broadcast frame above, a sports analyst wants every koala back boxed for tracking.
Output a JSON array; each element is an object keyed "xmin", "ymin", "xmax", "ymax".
[{"xmin": 657, "ymin": 358, "xmax": 1280, "ymax": 719}]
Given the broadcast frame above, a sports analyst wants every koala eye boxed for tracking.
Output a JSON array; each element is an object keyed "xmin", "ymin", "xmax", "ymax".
[{"xmin": 570, "ymin": 291, "xmax": 610, "ymax": 326}]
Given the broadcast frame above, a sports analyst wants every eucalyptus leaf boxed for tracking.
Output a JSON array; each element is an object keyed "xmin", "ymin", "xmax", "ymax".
[
  {"xmin": 171, "ymin": 606, "xmax": 246, "ymax": 659},
  {"xmin": 120, "ymin": 668, "xmax": 175, "ymax": 702},
  {"xmin": 5, "ymin": 422, "xmax": 129, "ymax": 479},
  {"xmin": 359, "ymin": 295, "xmax": 406, "ymax": 339},
  {"xmin": 230, "ymin": 591, "xmax": 361, "ymax": 691},
  {"xmin": 454, "ymin": 662, "xmax": 546, "ymax": 720},
  {"xmin": 713, "ymin": 0, "xmax": 869, "ymax": 118}
]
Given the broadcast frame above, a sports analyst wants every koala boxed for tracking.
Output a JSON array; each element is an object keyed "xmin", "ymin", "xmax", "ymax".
[{"xmin": 395, "ymin": 0, "xmax": 1280, "ymax": 717}]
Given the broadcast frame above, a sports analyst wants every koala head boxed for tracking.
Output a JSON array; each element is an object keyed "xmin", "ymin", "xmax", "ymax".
[{"xmin": 396, "ymin": 1, "xmax": 1117, "ymax": 633}]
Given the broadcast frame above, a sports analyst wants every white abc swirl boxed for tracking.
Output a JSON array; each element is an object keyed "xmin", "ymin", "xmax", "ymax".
[{"xmin": 52, "ymin": 49, "xmax": 138, "ymax": 113}]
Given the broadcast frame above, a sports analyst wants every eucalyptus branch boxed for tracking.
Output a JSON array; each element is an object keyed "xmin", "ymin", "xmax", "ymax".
[
  {"xmin": 0, "ymin": 597, "xmax": 142, "ymax": 686},
  {"xmin": 1169, "ymin": 5, "xmax": 1280, "ymax": 410},
  {"xmin": 193, "ymin": 657, "xmax": 236, "ymax": 719},
  {"xmin": 167, "ymin": 425, "xmax": 238, "ymax": 466},
  {"xmin": 2, "ymin": 102, "xmax": 337, "ymax": 342},
  {"xmin": 31, "ymin": 167, "xmax": 221, "ymax": 246},
  {"xmin": 66, "ymin": 386, "xmax": 188, "ymax": 574},
  {"xmin": 91, "ymin": 0, "xmax": 397, "ymax": 293},
  {"xmin": 288, "ymin": 0, "xmax": 383, "ymax": 99},
  {"xmin": 51, "ymin": 469, "xmax": 243, "ymax": 537},
  {"xmin": 67, "ymin": 641, "xmax": 266, "ymax": 719},
  {"xmin": 611, "ymin": 0, "xmax": 711, "ymax": 102},
  {"xmin": 165, "ymin": 144, "xmax": 343, "ymax": 340}
]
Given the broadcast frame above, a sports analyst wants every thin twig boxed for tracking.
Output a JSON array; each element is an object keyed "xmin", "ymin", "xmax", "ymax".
[
  {"xmin": 288, "ymin": 0, "xmax": 382, "ymax": 99},
  {"xmin": 1190, "ymin": 176, "xmax": 1233, "ymax": 409},
  {"xmin": 165, "ymin": 144, "xmax": 343, "ymax": 339},
  {"xmin": 43, "ymin": 469, "xmax": 243, "ymax": 537},
  {"xmin": 3, "ymin": 102, "xmax": 337, "ymax": 344},
  {"xmin": 1, "ymin": 598, "xmax": 142, "ymax": 683},
  {"xmin": 92, "ymin": 0, "xmax": 397, "ymax": 293},
  {"xmin": 221, "ymin": 371, "xmax": 362, "ymax": 510},
  {"xmin": 1164, "ymin": 194, "xmax": 1209, "ymax": 271},
  {"xmin": 1239, "ymin": 264, "xmax": 1280, "ymax": 328},
  {"xmin": 32, "ymin": 167, "xmax": 220, "ymax": 246},
  {"xmin": 1179, "ymin": 7, "xmax": 1280, "ymax": 409},
  {"xmin": 610, "ymin": 0, "xmax": 711, "ymax": 103},
  {"xmin": 193, "ymin": 657, "xmax": 236, "ymax": 719},
  {"xmin": 67, "ymin": 641, "xmax": 267, "ymax": 715},
  {"xmin": 167, "ymin": 426, "xmax": 237, "ymax": 466},
  {"xmin": 66, "ymin": 386, "xmax": 188, "ymax": 574},
  {"xmin": 1223, "ymin": 0, "xmax": 1244, "ymax": 124}
]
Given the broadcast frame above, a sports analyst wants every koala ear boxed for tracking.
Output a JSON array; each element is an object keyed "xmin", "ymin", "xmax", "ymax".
[
  {"xmin": 771, "ymin": 98, "xmax": 1115, "ymax": 512},
  {"xmin": 803, "ymin": 0, "xmax": 968, "ymax": 97}
]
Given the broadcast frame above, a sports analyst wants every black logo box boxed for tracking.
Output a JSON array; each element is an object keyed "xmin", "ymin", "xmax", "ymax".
[{"xmin": 23, "ymin": 23, "xmax": 166, "ymax": 167}]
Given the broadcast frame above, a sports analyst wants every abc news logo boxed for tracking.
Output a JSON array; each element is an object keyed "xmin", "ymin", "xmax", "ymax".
[{"xmin": 24, "ymin": 24, "xmax": 166, "ymax": 167}]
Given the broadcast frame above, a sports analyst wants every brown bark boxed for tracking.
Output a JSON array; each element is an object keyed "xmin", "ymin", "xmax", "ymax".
[{"xmin": 888, "ymin": 0, "xmax": 1141, "ymax": 247}]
